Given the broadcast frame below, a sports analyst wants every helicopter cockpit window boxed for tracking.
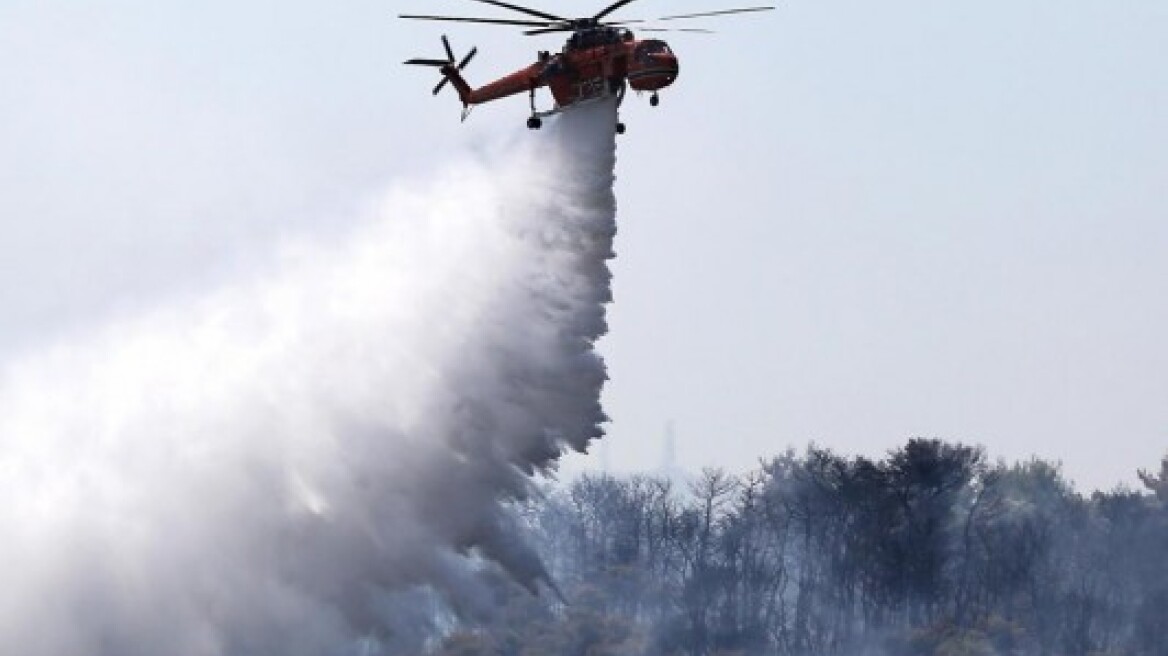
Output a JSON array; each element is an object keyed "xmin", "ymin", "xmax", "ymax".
[{"xmin": 634, "ymin": 40, "xmax": 670, "ymax": 63}]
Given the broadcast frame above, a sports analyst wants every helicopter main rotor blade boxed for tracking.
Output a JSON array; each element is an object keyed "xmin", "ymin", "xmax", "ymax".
[
  {"xmin": 399, "ymin": 14, "xmax": 554, "ymax": 28},
  {"xmin": 463, "ymin": 0, "xmax": 566, "ymax": 22},
  {"xmin": 594, "ymin": 0, "xmax": 643, "ymax": 22},
  {"xmin": 405, "ymin": 58, "xmax": 453, "ymax": 66},
  {"xmin": 656, "ymin": 6, "xmax": 775, "ymax": 21},
  {"xmin": 637, "ymin": 27, "xmax": 716, "ymax": 33},
  {"xmin": 523, "ymin": 26, "xmax": 574, "ymax": 35},
  {"xmin": 434, "ymin": 77, "xmax": 451, "ymax": 95}
]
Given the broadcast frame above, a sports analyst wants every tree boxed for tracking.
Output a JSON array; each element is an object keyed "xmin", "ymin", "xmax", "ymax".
[
  {"xmin": 882, "ymin": 439, "xmax": 985, "ymax": 625},
  {"xmin": 1138, "ymin": 454, "xmax": 1168, "ymax": 503}
]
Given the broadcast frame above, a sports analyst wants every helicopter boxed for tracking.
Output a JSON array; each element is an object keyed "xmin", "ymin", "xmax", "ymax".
[{"xmin": 401, "ymin": 0, "xmax": 774, "ymax": 133}]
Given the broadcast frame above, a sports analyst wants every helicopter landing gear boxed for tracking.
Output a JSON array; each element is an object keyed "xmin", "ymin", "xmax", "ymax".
[
  {"xmin": 527, "ymin": 88, "xmax": 543, "ymax": 129},
  {"xmin": 650, "ymin": 92, "xmax": 660, "ymax": 107},
  {"xmin": 616, "ymin": 122, "xmax": 626, "ymax": 135}
]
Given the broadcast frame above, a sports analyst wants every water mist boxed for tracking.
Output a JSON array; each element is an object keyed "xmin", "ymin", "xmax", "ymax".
[{"xmin": 0, "ymin": 99, "xmax": 620, "ymax": 655}]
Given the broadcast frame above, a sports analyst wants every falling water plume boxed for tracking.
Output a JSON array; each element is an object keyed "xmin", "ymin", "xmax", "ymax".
[{"xmin": 0, "ymin": 99, "xmax": 620, "ymax": 655}]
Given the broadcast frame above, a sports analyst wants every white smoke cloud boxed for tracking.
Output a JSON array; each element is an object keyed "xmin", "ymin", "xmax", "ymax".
[{"xmin": 0, "ymin": 100, "xmax": 619, "ymax": 655}]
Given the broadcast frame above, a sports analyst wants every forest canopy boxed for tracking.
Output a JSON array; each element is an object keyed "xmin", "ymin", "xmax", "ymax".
[{"xmin": 430, "ymin": 440, "xmax": 1168, "ymax": 656}]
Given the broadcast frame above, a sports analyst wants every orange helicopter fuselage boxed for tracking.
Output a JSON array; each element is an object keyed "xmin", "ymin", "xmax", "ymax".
[{"xmin": 443, "ymin": 32, "xmax": 679, "ymax": 111}]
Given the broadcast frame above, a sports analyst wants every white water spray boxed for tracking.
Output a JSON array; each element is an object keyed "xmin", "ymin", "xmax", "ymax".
[{"xmin": 0, "ymin": 100, "xmax": 619, "ymax": 655}]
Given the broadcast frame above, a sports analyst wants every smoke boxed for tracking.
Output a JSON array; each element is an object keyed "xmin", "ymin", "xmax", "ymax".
[{"xmin": 0, "ymin": 100, "xmax": 619, "ymax": 655}]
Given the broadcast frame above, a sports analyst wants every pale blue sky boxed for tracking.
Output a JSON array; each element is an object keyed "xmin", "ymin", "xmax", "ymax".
[{"xmin": 1, "ymin": 0, "xmax": 1165, "ymax": 491}]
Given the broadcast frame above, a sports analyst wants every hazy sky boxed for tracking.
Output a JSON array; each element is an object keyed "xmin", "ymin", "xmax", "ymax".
[{"xmin": 2, "ymin": 0, "xmax": 1165, "ymax": 492}]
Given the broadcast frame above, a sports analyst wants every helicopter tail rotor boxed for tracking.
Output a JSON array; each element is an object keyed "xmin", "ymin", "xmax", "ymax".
[{"xmin": 404, "ymin": 35, "xmax": 478, "ymax": 96}]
